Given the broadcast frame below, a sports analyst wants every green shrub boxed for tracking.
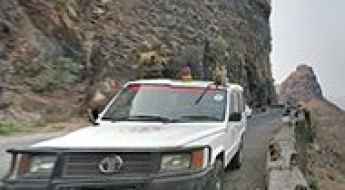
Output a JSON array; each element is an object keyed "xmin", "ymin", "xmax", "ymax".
[
  {"xmin": 296, "ymin": 120, "xmax": 315, "ymax": 144},
  {"xmin": 30, "ymin": 57, "xmax": 81, "ymax": 93},
  {"xmin": 309, "ymin": 176, "xmax": 320, "ymax": 190}
]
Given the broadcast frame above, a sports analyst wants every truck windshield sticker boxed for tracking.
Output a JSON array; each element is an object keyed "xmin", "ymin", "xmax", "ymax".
[{"xmin": 214, "ymin": 94, "xmax": 224, "ymax": 102}]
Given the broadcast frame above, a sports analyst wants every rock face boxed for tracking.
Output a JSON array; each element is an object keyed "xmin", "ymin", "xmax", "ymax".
[
  {"xmin": 0, "ymin": 0, "xmax": 276, "ymax": 122},
  {"xmin": 279, "ymin": 65, "xmax": 323, "ymax": 104}
]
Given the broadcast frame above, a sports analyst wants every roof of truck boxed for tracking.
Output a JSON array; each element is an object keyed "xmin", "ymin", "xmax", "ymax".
[{"xmin": 126, "ymin": 79, "xmax": 243, "ymax": 91}]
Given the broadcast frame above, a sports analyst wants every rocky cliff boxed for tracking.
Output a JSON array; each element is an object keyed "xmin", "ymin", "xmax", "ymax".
[
  {"xmin": 279, "ymin": 65, "xmax": 323, "ymax": 104},
  {"xmin": 0, "ymin": 0, "xmax": 275, "ymax": 123}
]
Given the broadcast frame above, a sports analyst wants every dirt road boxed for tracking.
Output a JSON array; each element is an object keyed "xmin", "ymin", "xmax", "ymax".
[
  {"xmin": 0, "ymin": 110, "xmax": 282, "ymax": 189},
  {"xmin": 224, "ymin": 109, "xmax": 282, "ymax": 190}
]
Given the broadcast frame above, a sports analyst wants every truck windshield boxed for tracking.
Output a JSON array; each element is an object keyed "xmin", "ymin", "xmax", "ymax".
[{"xmin": 102, "ymin": 84, "xmax": 227, "ymax": 123}]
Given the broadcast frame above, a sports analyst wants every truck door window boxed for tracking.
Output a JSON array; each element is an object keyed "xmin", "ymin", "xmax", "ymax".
[
  {"xmin": 233, "ymin": 92, "xmax": 239, "ymax": 113},
  {"xmin": 238, "ymin": 92, "xmax": 244, "ymax": 113},
  {"xmin": 229, "ymin": 91, "xmax": 243, "ymax": 122},
  {"xmin": 230, "ymin": 93, "xmax": 236, "ymax": 114}
]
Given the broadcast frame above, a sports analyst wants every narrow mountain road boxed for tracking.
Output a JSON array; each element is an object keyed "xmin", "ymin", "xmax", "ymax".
[
  {"xmin": 0, "ymin": 109, "xmax": 282, "ymax": 190},
  {"xmin": 224, "ymin": 109, "xmax": 282, "ymax": 190}
]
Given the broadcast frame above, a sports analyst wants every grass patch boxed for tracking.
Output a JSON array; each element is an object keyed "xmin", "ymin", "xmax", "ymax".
[
  {"xmin": 0, "ymin": 121, "xmax": 22, "ymax": 135},
  {"xmin": 0, "ymin": 120, "xmax": 71, "ymax": 136},
  {"xmin": 0, "ymin": 121, "xmax": 40, "ymax": 136}
]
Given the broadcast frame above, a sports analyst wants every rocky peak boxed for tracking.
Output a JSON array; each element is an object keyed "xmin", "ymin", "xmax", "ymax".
[{"xmin": 279, "ymin": 65, "xmax": 323, "ymax": 104}]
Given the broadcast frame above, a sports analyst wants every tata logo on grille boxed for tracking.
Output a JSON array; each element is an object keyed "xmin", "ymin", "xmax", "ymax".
[{"xmin": 98, "ymin": 155, "xmax": 123, "ymax": 174}]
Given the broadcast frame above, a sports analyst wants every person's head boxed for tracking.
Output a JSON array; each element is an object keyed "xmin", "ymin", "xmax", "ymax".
[{"xmin": 180, "ymin": 65, "xmax": 193, "ymax": 81}]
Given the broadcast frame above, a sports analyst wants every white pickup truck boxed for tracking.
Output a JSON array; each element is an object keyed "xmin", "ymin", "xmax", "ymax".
[{"xmin": 1, "ymin": 79, "xmax": 247, "ymax": 190}]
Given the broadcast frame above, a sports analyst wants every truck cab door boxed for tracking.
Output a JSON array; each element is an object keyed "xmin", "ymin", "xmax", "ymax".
[
  {"xmin": 226, "ymin": 91, "xmax": 245, "ymax": 162},
  {"xmin": 229, "ymin": 112, "xmax": 243, "ymax": 147}
]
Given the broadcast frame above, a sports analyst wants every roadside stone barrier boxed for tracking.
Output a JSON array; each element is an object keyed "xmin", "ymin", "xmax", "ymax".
[{"xmin": 266, "ymin": 116, "xmax": 309, "ymax": 190}]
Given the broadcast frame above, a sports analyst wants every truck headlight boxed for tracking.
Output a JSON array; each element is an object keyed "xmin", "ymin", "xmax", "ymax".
[
  {"xmin": 161, "ymin": 153, "xmax": 191, "ymax": 171},
  {"xmin": 29, "ymin": 155, "xmax": 56, "ymax": 175},
  {"xmin": 10, "ymin": 154, "xmax": 56, "ymax": 179},
  {"xmin": 160, "ymin": 148, "xmax": 209, "ymax": 172}
]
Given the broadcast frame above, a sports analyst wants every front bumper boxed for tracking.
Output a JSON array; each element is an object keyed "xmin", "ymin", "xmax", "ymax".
[
  {"xmin": 3, "ymin": 146, "xmax": 214, "ymax": 190},
  {"xmin": 1, "ymin": 168, "xmax": 213, "ymax": 190}
]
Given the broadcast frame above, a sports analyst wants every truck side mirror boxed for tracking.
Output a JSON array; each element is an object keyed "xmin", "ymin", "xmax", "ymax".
[
  {"xmin": 229, "ymin": 112, "xmax": 242, "ymax": 122},
  {"xmin": 88, "ymin": 109, "xmax": 100, "ymax": 125}
]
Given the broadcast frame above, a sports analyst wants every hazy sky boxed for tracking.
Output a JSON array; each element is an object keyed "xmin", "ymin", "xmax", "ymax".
[{"xmin": 271, "ymin": 0, "xmax": 345, "ymax": 99}]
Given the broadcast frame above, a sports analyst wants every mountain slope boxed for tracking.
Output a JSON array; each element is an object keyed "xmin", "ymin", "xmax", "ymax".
[
  {"xmin": 305, "ymin": 99, "xmax": 345, "ymax": 190},
  {"xmin": 0, "ymin": 0, "xmax": 276, "ymax": 123},
  {"xmin": 279, "ymin": 65, "xmax": 345, "ymax": 189}
]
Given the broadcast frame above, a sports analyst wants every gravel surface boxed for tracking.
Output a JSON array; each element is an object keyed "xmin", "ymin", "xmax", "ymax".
[{"xmin": 0, "ymin": 109, "xmax": 282, "ymax": 189}]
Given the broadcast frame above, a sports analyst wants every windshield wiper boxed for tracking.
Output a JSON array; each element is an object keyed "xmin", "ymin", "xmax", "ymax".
[
  {"xmin": 128, "ymin": 115, "xmax": 178, "ymax": 123},
  {"xmin": 101, "ymin": 116, "xmax": 123, "ymax": 122},
  {"xmin": 177, "ymin": 115, "xmax": 220, "ymax": 121},
  {"xmin": 194, "ymin": 83, "xmax": 213, "ymax": 105},
  {"xmin": 103, "ymin": 115, "xmax": 178, "ymax": 123}
]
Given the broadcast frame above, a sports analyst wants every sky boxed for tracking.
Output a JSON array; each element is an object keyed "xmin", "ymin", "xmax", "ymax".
[{"xmin": 270, "ymin": 0, "xmax": 345, "ymax": 100}]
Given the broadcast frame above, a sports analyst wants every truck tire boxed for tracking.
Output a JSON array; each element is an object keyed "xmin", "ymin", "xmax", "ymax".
[
  {"xmin": 232, "ymin": 147, "xmax": 242, "ymax": 169},
  {"xmin": 230, "ymin": 138, "xmax": 244, "ymax": 170},
  {"xmin": 208, "ymin": 159, "xmax": 225, "ymax": 190}
]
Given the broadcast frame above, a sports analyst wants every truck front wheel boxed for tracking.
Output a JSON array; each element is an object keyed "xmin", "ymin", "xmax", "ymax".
[
  {"xmin": 231, "ymin": 146, "xmax": 242, "ymax": 169},
  {"xmin": 207, "ymin": 159, "xmax": 225, "ymax": 190}
]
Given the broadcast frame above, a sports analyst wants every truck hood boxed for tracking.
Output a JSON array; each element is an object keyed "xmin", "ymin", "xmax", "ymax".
[{"xmin": 33, "ymin": 122, "xmax": 225, "ymax": 149}]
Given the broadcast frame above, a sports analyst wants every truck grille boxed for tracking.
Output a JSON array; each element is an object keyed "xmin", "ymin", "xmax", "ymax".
[
  {"xmin": 58, "ymin": 187, "xmax": 136, "ymax": 190},
  {"xmin": 62, "ymin": 153, "xmax": 154, "ymax": 177}
]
